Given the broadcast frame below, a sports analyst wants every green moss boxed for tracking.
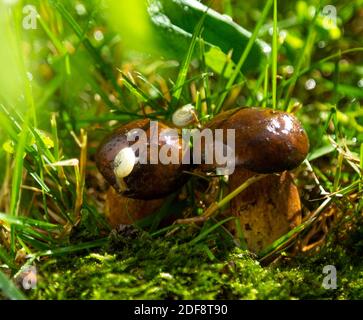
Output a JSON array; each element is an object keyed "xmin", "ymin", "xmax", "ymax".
[{"xmin": 30, "ymin": 226, "xmax": 363, "ymax": 300}]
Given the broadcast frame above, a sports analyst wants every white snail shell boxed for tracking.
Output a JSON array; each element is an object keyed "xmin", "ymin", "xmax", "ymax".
[
  {"xmin": 113, "ymin": 147, "xmax": 136, "ymax": 179},
  {"xmin": 172, "ymin": 104, "xmax": 196, "ymax": 127}
]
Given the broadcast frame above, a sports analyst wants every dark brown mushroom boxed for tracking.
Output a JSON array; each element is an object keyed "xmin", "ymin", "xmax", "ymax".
[
  {"xmin": 203, "ymin": 107, "xmax": 309, "ymax": 173},
  {"xmin": 95, "ymin": 119, "xmax": 190, "ymax": 200},
  {"xmin": 201, "ymin": 107, "xmax": 309, "ymax": 252}
]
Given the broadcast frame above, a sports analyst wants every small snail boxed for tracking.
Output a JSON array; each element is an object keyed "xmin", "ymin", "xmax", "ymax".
[
  {"xmin": 172, "ymin": 104, "xmax": 198, "ymax": 127},
  {"xmin": 95, "ymin": 119, "xmax": 191, "ymax": 200}
]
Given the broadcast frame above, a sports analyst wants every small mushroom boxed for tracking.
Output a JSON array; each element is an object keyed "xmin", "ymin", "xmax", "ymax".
[
  {"xmin": 95, "ymin": 119, "xmax": 190, "ymax": 200},
  {"xmin": 203, "ymin": 107, "xmax": 309, "ymax": 252},
  {"xmin": 105, "ymin": 187, "xmax": 165, "ymax": 227}
]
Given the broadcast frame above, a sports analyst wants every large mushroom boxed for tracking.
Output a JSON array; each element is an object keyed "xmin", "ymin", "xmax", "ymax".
[{"xmin": 201, "ymin": 107, "xmax": 309, "ymax": 252}]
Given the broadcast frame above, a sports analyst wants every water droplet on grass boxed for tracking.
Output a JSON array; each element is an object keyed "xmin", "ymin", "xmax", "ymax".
[
  {"xmin": 94, "ymin": 30, "xmax": 104, "ymax": 42},
  {"xmin": 305, "ymin": 79, "xmax": 316, "ymax": 90},
  {"xmin": 75, "ymin": 3, "xmax": 87, "ymax": 16},
  {"xmin": 27, "ymin": 72, "xmax": 33, "ymax": 81},
  {"xmin": 318, "ymin": 41, "xmax": 326, "ymax": 48}
]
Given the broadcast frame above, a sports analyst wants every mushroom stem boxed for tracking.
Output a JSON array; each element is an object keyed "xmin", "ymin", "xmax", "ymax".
[
  {"xmin": 226, "ymin": 169, "xmax": 302, "ymax": 253},
  {"xmin": 105, "ymin": 187, "xmax": 165, "ymax": 227},
  {"xmin": 217, "ymin": 174, "xmax": 269, "ymax": 208},
  {"xmin": 175, "ymin": 173, "xmax": 268, "ymax": 224}
]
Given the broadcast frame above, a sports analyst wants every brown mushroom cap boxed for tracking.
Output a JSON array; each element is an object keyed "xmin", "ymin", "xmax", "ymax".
[
  {"xmin": 205, "ymin": 107, "xmax": 309, "ymax": 173},
  {"xmin": 95, "ymin": 119, "xmax": 190, "ymax": 200}
]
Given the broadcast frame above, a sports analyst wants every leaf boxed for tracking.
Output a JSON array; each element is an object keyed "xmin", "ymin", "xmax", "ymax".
[
  {"xmin": 2, "ymin": 140, "xmax": 15, "ymax": 154},
  {"xmin": 147, "ymin": 0, "xmax": 270, "ymax": 72},
  {"xmin": 204, "ymin": 47, "xmax": 236, "ymax": 78}
]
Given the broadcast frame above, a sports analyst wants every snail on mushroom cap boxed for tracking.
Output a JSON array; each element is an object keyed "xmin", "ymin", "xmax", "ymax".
[
  {"xmin": 95, "ymin": 118, "xmax": 191, "ymax": 226},
  {"xmin": 96, "ymin": 118, "xmax": 191, "ymax": 200}
]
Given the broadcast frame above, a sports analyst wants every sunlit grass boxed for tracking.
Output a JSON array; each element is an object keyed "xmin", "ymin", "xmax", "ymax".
[{"xmin": 0, "ymin": 0, "xmax": 362, "ymax": 300}]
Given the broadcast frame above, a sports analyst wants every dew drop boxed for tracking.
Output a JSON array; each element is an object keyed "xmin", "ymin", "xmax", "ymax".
[
  {"xmin": 318, "ymin": 41, "xmax": 326, "ymax": 48},
  {"xmin": 94, "ymin": 30, "xmax": 104, "ymax": 42},
  {"xmin": 26, "ymin": 72, "xmax": 33, "ymax": 81},
  {"xmin": 305, "ymin": 78, "xmax": 316, "ymax": 90},
  {"xmin": 75, "ymin": 3, "xmax": 87, "ymax": 16}
]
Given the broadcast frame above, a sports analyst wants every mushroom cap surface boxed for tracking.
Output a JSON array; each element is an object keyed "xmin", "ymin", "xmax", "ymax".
[
  {"xmin": 95, "ymin": 119, "xmax": 190, "ymax": 199},
  {"xmin": 206, "ymin": 107, "xmax": 309, "ymax": 173}
]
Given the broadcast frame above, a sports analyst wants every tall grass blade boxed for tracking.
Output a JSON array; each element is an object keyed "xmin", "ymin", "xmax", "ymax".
[
  {"xmin": 0, "ymin": 271, "xmax": 26, "ymax": 300},
  {"xmin": 170, "ymin": 12, "xmax": 207, "ymax": 111},
  {"xmin": 271, "ymin": 0, "xmax": 278, "ymax": 109},
  {"xmin": 215, "ymin": 0, "xmax": 273, "ymax": 113}
]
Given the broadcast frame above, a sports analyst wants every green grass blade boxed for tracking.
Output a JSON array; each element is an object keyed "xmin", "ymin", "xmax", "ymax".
[
  {"xmin": 281, "ymin": 48, "xmax": 363, "ymax": 89},
  {"xmin": 0, "ymin": 213, "xmax": 62, "ymax": 232},
  {"xmin": 33, "ymin": 238, "xmax": 108, "ymax": 257},
  {"xmin": 9, "ymin": 120, "xmax": 28, "ymax": 256},
  {"xmin": 259, "ymin": 197, "xmax": 332, "ymax": 259},
  {"xmin": 189, "ymin": 216, "xmax": 234, "ymax": 246},
  {"xmin": 49, "ymin": 0, "xmax": 125, "ymax": 110},
  {"xmin": 215, "ymin": 0, "xmax": 273, "ymax": 113},
  {"xmin": 271, "ymin": 0, "xmax": 278, "ymax": 109},
  {"xmin": 119, "ymin": 71, "xmax": 164, "ymax": 112},
  {"xmin": 0, "ymin": 246, "xmax": 17, "ymax": 270},
  {"xmin": 170, "ymin": 13, "xmax": 207, "ymax": 111},
  {"xmin": 0, "ymin": 271, "xmax": 26, "ymax": 300},
  {"xmin": 283, "ymin": 7, "xmax": 320, "ymax": 110}
]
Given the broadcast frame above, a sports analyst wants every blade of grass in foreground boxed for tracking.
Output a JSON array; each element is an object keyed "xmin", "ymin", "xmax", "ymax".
[
  {"xmin": 0, "ymin": 270, "xmax": 26, "ymax": 300},
  {"xmin": 259, "ymin": 197, "xmax": 332, "ymax": 260},
  {"xmin": 215, "ymin": 0, "xmax": 273, "ymax": 114},
  {"xmin": 0, "ymin": 246, "xmax": 17, "ymax": 270},
  {"xmin": 283, "ymin": 5, "xmax": 320, "ymax": 110},
  {"xmin": 30, "ymin": 238, "xmax": 108, "ymax": 258},
  {"xmin": 9, "ymin": 119, "xmax": 29, "ymax": 257},
  {"xmin": 170, "ymin": 10, "xmax": 207, "ymax": 111},
  {"xmin": 271, "ymin": 0, "xmax": 278, "ymax": 109},
  {"xmin": 118, "ymin": 71, "xmax": 164, "ymax": 112},
  {"xmin": 50, "ymin": 0, "xmax": 125, "ymax": 110},
  {"xmin": 0, "ymin": 213, "xmax": 62, "ymax": 232},
  {"xmin": 189, "ymin": 216, "xmax": 234, "ymax": 246}
]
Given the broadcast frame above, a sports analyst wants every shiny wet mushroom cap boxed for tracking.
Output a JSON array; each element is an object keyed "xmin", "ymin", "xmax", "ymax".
[
  {"xmin": 205, "ymin": 107, "xmax": 309, "ymax": 173},
  {"xmin": 95, "ymin": 119, "xmax": 190, "ymax": 200}
]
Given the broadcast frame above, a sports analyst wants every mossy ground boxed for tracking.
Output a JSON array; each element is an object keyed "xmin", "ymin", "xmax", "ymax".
[{"xmin": 30, "ymin": 225, "xmax": 363, "ymax": 300}]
